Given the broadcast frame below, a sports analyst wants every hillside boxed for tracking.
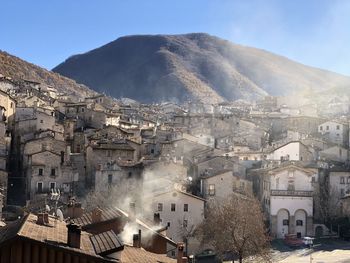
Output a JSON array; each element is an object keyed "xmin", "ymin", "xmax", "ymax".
[
  {"xmin": 53, "ymin": 33, "xmax": 350, "ymax": 104},
  {"xmin": 0, "ymin": 51, "xmax": 96, "ymax": 99}
]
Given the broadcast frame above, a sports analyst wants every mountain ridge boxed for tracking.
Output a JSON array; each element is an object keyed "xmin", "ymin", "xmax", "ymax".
[
  {"xmin": 0, "ymin": 50, "xmax": 96, "ymax": 99},
  {"xmin": 44, "ymin": 33, "xmax": 350, "ymax": 103}
]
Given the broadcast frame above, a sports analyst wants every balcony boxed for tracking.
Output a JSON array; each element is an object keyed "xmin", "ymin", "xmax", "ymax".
[{"xmin": 270, "ymin": 189, "xmax": 313, "ymax": 197}]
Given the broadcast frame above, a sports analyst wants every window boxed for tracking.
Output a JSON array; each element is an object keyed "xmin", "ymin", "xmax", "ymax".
[
  {"xmin": 128, "ymin": 172, "xmax": 132, "ymax": 178},
  {"xmin": 283, "ymin": 219, "xmax": 289, "ymax": 226},
  {"xmin": 10, "ymin": 102, "xmax": 13, "ymax": 108},
  {"xmin": 326, "ymin": 126, "xmax": 329, "ymax": 130},
  {"xmin": 240, "ymin": 181, "xmax": 245, "ymax": 190},
  {"xmin": 81, "ymin": 107, "xmax": 85, "ymax": 113},
  {"xmin": 296, "ymin": 220, "xmax": 303, "ymax": 226},
  {"xmin": 184, "ymin": 204, "xmax": 188, "ymax": 212},
  {"xmin": 37, "ymin": 182, "xmax": 43, "ymax": 193},
  {"xmin": 208, "ymin": 184, "xmax": 215, "ymax": 196},
  {"xmin": 287, "ymin": 180, "xmax": 295, "ymax": 191},
  {"xmin": 38, "ymin": 168, "xmax": 43, "ymax": 176},
  {"xmin": 167, "ymin": 222, "xmax": 171, "ymax": 227},
  {"xmin": 311, "ymin": 177, "xmax": 316, "ymax": 183},
  {"xmin": 171, "ymin": 203, "xmax": 176, "ymax": 212},
  {"xmin": 60, "ymin": 151, "xmax": 65, "ymax": 164},
  {"xmin": 106, "ymin": 150, "xmax": 111, "ymax": 157},
  {"xmin": 320, "ymin": 126, "xmax": 323, "ymax": 131},
  {"xmin": 51, "ymin": 169, "xmax": 56, "ymax": 177},
  {"xmin": 341, "ymin": 189, "xmax": 345, "ymax": 196},
  {"xmin": 40, "ymin": 120, "xmax": 43, "ymax": 124},
  {"xmin": 157, "ymin": 203, "xmax": 163, "ymax": 212},
  {"xmin": 347, "ymin": 177, "xmax": 350, "ymax": 184},
  {"xmin": 183, "ymin": 220, "xmax": 188, "ymax": 228},
  {"xmin": 340, "ymin": 177, "xmax": 345, "ymax": 184},
  {"xmin": 50, "ymin": 182, "xmax": 56, "ymax": 190},
  {"xmin": 108, "ymin": 174, "xmax": 113, "ymax": 185},
  {"xmin": 337, "ymin": 125, "xmax": 340, "ymax": 130}
]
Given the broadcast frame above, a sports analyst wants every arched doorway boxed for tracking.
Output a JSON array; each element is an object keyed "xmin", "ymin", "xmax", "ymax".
[
  {"xmin": 315, "ymin": 226, "xmax": 323, "ymax": 238},
  {"xmin": 277, "ymin": 209, "xmax": 290, "ymax": 238},
  {"xmin": 295, "ymin": 209, "xmax": 307, "ymax": 238}
]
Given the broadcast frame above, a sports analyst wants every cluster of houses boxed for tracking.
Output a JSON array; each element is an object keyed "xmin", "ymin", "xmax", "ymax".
[{"xmin": 1, "ymin": 74, "xmax": 350, "ymax": 261}]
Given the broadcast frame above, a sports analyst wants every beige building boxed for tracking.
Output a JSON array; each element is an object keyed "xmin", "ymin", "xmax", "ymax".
[
  {"xmin": 23, "ymin": 136, "xmax": 77, "ymax": 201},
  {"xmin": 144, "ymin": 187, "xmax": 205, "ymax": 257},
  {"xmin": 318, "ymin": 120, "xmax": 349, "ymax": 147},
  {"xmin": 0, "ymin": 89, "xmax": 16, "ymax": 125},
  {"xmin": 200, "ymin": 170, "xmax": 253, "ymax": 202}
]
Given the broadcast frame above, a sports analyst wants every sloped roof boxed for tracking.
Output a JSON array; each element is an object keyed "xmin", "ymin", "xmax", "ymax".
[
  {"xmin": 122, "ymin": 245, "xmax": 176, "ymax": 263},
  {"xmin": 72, "ymin": 207, "xmax": 124, "ymax": 227},
  {"xmin": 90, "ymin": 230, "xmax": 123, "ymax": 256},
  {"xmin": 0, "ymin": 213, "xmax": 115, "ymax": 262}
]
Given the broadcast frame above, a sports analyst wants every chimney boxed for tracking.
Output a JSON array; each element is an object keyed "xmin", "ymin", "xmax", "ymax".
[
  {"xmin": 177, "ymin": 243, "xmax": 187, "ymax": 263},
  {"xmin": 43, "ymin": 213, "xmax": 49, "ymax": 224},
  {"xmin": 91, "ymin": 208, "xmax": 102, "ymax": 223},
  {"xmin": 36, "ymin": 213, "xmax": 45, "ymax": 225},
  {"xmin": 37, "ymin": 212, "xmax": 49, "ymax": 225},
  {"xmin": 67, "ymin": 223, "xmax": 81, "ymax": 249},
  {"xmin": 67, "ymin": 200, "xmax": 84, "ymax": 219},
  {"xmin": 132, "ymin": 229, "xmax": 142, "ymax": 248}
]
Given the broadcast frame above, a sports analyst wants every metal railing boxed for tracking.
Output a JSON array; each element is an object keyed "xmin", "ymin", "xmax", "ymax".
[{"xmin": 270, "ymin": 189, "xmax": 313, "ymax": 197}]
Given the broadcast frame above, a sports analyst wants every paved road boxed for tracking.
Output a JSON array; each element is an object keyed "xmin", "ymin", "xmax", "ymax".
[{"xmin": 272, "ymin": 239, "xmax": 350, "ymax": 263}]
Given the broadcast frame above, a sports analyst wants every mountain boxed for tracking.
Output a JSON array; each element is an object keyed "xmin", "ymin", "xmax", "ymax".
[
  {"xmin": 0, "ymin": 51, "xmax": 96, "ymax": 99},
  {"xmin": 53, "ymin": 33, "xmax": 350, "ymax": 104}
]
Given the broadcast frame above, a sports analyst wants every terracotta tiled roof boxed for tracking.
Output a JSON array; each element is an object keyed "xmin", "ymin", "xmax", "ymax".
[
  {"xmin": 0, "ymin": 213, "xmax": 118, "ymax": 262},
  {"xmin": 18, "ymin": 214, "xmax": 97, "ymax": 257},
  {"xmin": 72, "ymin": 207, "xmax": 124, "ymax": 227},
  {"xmin": 122, "ymin": 245, "xmax": 176, "ymax": 263},
  {"xmin": 90, "ymin": 230, "xmax": 123, "ymax": 256}
]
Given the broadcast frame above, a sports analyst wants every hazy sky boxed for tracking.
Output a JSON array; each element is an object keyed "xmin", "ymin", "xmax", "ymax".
[{"xmin": 1, "ymin": 0, "xmax": 350, "ymax": 76}]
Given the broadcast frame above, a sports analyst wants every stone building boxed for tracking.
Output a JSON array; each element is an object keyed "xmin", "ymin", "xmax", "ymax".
[
  {"xmin": 200, "ymin": 170, "xmax": 253, "ymax": 202},
  {"xmin": 23, "ymin": 136, "xmax": 77, "ymax": 201},
  {"xmin": 318, "ymin": 120, "xmax": 349, "ymax": 148}
]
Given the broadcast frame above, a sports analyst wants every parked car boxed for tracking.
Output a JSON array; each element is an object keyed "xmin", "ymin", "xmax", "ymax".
[{"xmin": 302, "ymin": 237, "xmax": 314, "ymax": 247}]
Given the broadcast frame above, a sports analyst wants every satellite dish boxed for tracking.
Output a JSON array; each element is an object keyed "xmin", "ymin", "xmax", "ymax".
[
  {"xmin": 56, "ymin": 209, "xmax": 64, "ymax": 221},
  {"xmin": 45, "ymin": 205, "xmax": 50, "ymax": 212}
]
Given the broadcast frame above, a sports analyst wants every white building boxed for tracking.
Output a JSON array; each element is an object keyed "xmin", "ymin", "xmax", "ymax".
[
  {"xmin": 267, "ymin": 141, "xmax": 314, "ymax": 162},
  {"xmin": 265, "ymin": 164, "xmax": 317, "ymax": 238}
]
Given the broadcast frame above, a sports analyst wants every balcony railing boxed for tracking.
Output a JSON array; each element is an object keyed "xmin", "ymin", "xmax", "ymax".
[{"xmin": 270, "ymin": 189, "xmax": 313, "ymax": 197}]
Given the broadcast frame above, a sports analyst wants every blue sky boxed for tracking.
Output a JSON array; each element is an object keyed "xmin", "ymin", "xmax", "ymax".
[{"xmin": 1, "ymin": 0, "xmax": 350, "ymax": 76}]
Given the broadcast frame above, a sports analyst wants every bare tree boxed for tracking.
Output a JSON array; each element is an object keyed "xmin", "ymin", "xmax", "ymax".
[
  {"xmin": 177, "ymin": 216, "xmax": 197, "ymax": 255},
  {"xmin": 196, "ymin": 195, "xmax": 270, "ymax": 263}
]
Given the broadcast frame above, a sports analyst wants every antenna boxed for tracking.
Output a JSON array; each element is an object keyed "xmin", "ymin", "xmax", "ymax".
[{"xmin": 56, "ymin": 209, "xmax": 64, "ymax": 221}]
